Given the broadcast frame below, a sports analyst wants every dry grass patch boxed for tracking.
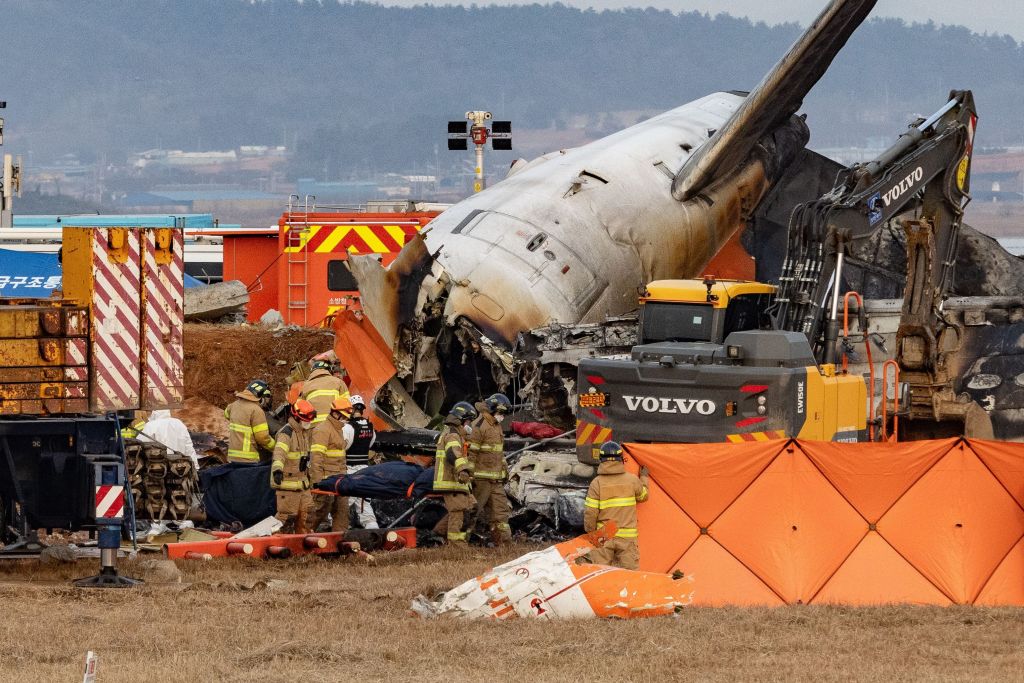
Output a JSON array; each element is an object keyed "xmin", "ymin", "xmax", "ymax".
[{"xmin": 0, "ymin": 545, "xmax": 1018, "ymax": 682}]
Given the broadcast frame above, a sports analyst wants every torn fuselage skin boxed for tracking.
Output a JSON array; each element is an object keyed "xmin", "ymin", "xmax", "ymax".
[{"xmin": 350, "ymin": 97, "xmax": 809, "ymax": 422}]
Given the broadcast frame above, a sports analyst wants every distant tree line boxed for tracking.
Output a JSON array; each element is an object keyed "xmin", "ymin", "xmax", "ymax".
[{"xmin": 1, "ymin": 1, "xmax": 1021, "ymax": 176}]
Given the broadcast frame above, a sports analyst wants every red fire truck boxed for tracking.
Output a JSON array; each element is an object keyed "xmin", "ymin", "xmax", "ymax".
[
  {"xmin": 211, "ymin": 203, "xmax": 441, "ymax": 326},
  {"xmin": 277, "ymin": 207, "xmax": 438, "ymax": 326}
]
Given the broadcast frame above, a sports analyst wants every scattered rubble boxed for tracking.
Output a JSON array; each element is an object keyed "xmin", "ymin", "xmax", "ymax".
[
  {"xmin": 39, "ymin": 545, "xmax": 78, "ymax": 564},
  {"xmin": 136, "ymin": 559, "xmax": 183, "ymax": 584},
  {"xmin": 507, "ymin": 451, "xmax": 594, "ymax": 535},
  {"xmin": 184, "ymin": 280, "xmax": 249, "ymax": 322},
  {"xmin": 259, "ymin": 308, "xmax": 285, "ymax": 328}
]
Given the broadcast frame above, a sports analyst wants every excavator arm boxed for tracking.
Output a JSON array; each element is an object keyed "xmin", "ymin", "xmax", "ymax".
[{"xmin": 774, "ymin": 90, "xmax": 987, "ymax": 435}]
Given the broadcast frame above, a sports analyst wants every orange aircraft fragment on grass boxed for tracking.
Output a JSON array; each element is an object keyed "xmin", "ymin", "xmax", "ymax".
[{"xmin": 411, "ymin": 523, "xmax": 694, "ymax": 620}]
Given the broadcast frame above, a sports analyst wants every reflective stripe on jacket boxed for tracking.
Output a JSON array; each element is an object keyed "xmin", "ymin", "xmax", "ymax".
[
  {"xmin": 120, "ymin": 417, "xmax": 146, "ymax": 440},
  {"xmin": 434, "ymin": 424, "xmax": 471, "ymax": 493},
  {"xmin": 584, "ymin": 460, "xmax": 649, "ymax": 539},
  {"xmin": 310, "ymin": 416, "xmax": 347, "ymax": 485},
  {"xmin": 225, "ymin": 394, "xmax": 275, "ymax": 463},
  {"xmin": 271, "ymin": 422, "xmax": 313, "ymax": 491},
  {"xmin": 300, "ymin": 370, "xmax": 349, "ymax": 423},
  {"xmin": 467, "ymin": 402, "xmax": 505, "ymax": 480}
]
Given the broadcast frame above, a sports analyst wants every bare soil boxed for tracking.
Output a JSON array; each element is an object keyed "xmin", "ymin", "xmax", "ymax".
[
  {"xmin": 182, "ymin": 323, "xmax": 334, "ymax": 408},
  {"xmin": 0, "ymin": 545, "xmax": 1020, "ymax": 682}
]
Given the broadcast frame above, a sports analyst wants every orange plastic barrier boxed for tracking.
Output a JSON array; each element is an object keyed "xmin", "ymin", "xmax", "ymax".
[{"xmin": 626, "ymin": 438, "xmax": 1024, "ymax": 606}]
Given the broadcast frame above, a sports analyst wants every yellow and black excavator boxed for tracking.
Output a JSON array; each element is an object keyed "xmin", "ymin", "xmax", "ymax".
[{"xmin": 576, "ymin": 90, "xmax": 982, "ymax": 462}]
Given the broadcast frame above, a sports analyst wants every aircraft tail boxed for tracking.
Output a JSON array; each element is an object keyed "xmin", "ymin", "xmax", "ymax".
[{"xmin": 673, "ymin": 0, "xmax": 876, "ymax": 201}]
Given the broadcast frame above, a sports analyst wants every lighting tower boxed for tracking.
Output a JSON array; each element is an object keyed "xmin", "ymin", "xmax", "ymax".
[
  {"xmin": 0, "ymin": 101, "xmax": 22, "ymax": 229},
  {"xmin": 447, "ymin": 110, "xmax": 511, "ymax": 193}
]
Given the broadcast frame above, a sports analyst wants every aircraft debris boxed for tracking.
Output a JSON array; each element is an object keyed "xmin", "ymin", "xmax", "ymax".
[
  {"xmin": 346, "ymin": 0, "xmax": 878, "ymax": 421},
  {"xmin": 339, "ymin": 0, "xmax": 1024, "ymax": 435},
  {"xmin": 411, "ymin": 524, "xmax": 693, "ymax": 619}
]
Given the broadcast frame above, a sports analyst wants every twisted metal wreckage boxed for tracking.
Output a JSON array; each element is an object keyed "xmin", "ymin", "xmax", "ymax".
[{"xmin": 339, "ymin": 0, "xmax": 1024, "ymax": 440}]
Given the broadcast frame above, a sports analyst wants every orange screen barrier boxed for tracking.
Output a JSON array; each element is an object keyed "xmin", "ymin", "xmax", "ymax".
[{"xmin": 626, "ymin": 438, "xmax": 1024, "ymax": 606}]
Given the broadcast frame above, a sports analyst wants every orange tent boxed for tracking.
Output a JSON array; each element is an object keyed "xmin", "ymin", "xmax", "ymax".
[{"xmin": 626, "ymin": 438, "xmax": 1024, "ymax": 606}]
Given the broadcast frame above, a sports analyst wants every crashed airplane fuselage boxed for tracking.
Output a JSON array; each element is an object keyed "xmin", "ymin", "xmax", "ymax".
[
  {"xmin": 356, "ymin": 93, "xmax": 802, "ymax": 341},
  {"xmin": 349, "ymin": 0, "xmax": 880, "ymax": 415}
]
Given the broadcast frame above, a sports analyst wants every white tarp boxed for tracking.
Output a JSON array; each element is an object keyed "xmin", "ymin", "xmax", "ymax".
[{"xmin": 138, "ymin": 410, "xmax": 199, "ymax": 467}]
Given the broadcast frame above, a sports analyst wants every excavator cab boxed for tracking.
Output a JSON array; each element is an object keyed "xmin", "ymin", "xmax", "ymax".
[{"xmin": 638, "ymin": 278, "xmax": 776, "ymax": 345}]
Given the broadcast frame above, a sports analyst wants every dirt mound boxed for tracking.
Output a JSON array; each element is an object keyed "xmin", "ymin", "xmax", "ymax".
[
  {"xmin": 183, "ymin": 323, "xmax": 335, "ymax": 408},
  {"xmin": 173, "ymin": 397, "xmax": 230, "ymax": 439}
]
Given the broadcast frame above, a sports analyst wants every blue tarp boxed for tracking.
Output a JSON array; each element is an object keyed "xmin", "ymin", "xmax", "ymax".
[{"xmin": 0, "ymin": 248, "xmax": 203, "ymax": 297}]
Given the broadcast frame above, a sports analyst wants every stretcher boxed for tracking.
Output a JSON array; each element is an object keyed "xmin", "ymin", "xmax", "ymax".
[{"xmin": 164, "ymin": 528, "xmax": 415, "ymax": 560}]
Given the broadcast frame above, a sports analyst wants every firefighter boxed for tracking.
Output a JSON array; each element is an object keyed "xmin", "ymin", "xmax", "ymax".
[
  {"xmin": 308, "ymin": 397, "xmax": 352, "ymax": 533},
  {"xmin": 301, "ymin": 359, "xmax": 350, "ymax": 424},
  {"xmin": 584, "ymin": 441, "xmax": 649, "ymax": 570},
  {"xmin": 120, "ymin": 413, "xmax": 148, "ymax": 440},
  {"xmin": 468, "ymin": 393, "xmax": 513, "ymax": 544},
  {"xmin": 271, "ymin": 399, "xmax": 317, "ymax": 533},
  {"xmin": 223, "ymin": 379, "xmax": 276, "ymax": 464},
  {"xmin": 432, "ymin": 402, "xmax": 478, "ymax": 545},
  {"xmin": 346, "ymin": 394, "xmax": 379, "ymax": 529}
]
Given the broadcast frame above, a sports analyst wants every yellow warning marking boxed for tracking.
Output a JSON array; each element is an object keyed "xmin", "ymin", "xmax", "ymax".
[
  {"xmin": 283, "ymin": 225, "xmax": 322, "ymax": 252},
  {"xmin": 384, "ymin": 224, "xmax": 411, "ymax": 247},
  {"xmin": 354, "ymin": 226, "xmax": 389, "ymax": 254},
  {"xmin": 315, "ymin": 225, "xmax": 349, "ymax": 253},
  {"xmin": 576, "ymin": 423, "xmax": 596, "ymax": 444}
]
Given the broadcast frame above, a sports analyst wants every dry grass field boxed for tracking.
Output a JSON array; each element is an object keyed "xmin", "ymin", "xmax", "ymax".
[{"xmin": 0, "ymin": 544, "xmax": 1019, "ymax": 682}]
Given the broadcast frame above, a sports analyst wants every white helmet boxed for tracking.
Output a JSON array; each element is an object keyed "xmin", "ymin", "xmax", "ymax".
[{"xmin": 349, "ymin": 394, "xmax": 365, "ymax": 409}]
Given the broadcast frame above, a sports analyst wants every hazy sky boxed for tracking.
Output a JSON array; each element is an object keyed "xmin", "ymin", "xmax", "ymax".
[{"xmin": 378, "ymin": 0, "xmax": 1024, "ymax": 41}]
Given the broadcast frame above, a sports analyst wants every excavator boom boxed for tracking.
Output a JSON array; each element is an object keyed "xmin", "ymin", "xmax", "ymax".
[{"xmin": 773, "ymin": 90, "xmax": 984, "ymax": 434}]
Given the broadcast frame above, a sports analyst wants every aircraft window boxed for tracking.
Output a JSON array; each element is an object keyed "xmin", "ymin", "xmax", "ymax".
[
  {"xmin": 579, "ymin": 170, "xmax": 609, "ymax": 184},
  {"xmin": 526, "ymin": 233, "xmax": 547, "ymax": 251},
  {"xmin": 653, "ymin": 161, "xmax": 675, "ymax": 179},
  {"xmin": 327, "ymin": 260, "xmax": 358, "ymax": 291},
  {"xmin": 451, "ymin": 209, "xmax": 485, "ymax": 235}
]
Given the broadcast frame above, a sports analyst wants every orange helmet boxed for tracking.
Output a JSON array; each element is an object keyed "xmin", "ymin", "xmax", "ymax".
[
  {"xmin": 291, "ymin": 399, "xmax": 317, "ymax": 423},
  {"xmin": 330, "ymin": 396, "xmax": 352, "ymax": 418}
]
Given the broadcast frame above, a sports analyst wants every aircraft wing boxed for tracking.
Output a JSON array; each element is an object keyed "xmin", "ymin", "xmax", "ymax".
[{"xmin": 672, "ymin": 0, "xmax": 877, "ymax": 201}]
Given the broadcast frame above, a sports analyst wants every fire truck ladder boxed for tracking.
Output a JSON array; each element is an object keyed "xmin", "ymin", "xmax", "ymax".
[{"xmin": 285, "ymin": 194, "xmax": 315, "ymax": 326}]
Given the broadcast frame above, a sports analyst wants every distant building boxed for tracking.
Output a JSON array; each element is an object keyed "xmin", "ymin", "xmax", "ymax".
[
  {"xmin": 118, "ymin": 190, "xmax": 284, "ymax": 224},
  {"xmin": 973, "ymin": 151, "xmax": 1024, "ymax": 203},
  {"xmin": 130, "ymin": 146, "xmax": 288, "ymax": 173}
]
